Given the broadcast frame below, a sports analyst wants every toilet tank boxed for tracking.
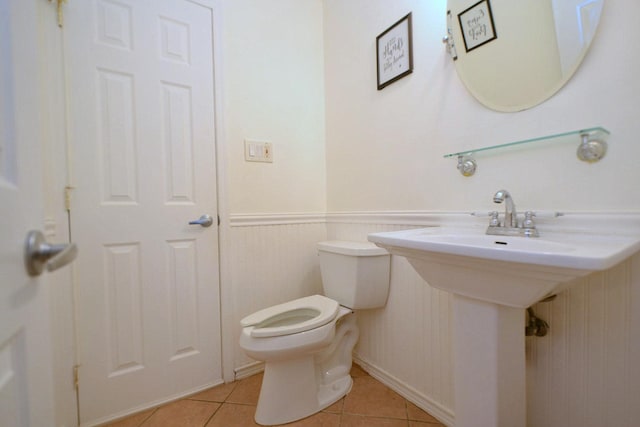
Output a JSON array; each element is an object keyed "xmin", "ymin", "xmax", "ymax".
[{"xmin": 317, "ymin": 241, "xmax": 390, "ymax": 309}]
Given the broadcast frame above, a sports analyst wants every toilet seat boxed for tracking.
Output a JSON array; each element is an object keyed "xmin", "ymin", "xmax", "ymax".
[{"xmin": 241, "ymin": 295, "xmax": 339, "ymax": 338}]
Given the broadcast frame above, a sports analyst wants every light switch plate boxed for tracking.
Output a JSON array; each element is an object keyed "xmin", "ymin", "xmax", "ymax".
[{"xmin": 244, "ymin": 139, "xmax": 273, "ymax": 163}]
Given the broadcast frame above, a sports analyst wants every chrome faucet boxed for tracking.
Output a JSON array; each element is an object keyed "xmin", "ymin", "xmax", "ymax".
[
  {"xmin": 486, "ymin": 190, "xmax": 539, "ymax": 237},
  {"xmin": 493, "ymin": 189, "xmax": 517, "ymax": 228}
]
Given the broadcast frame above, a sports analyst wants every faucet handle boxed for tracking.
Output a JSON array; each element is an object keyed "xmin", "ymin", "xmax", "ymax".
[
  {"xmin": 489, "ymin": 211, "xmax": 500, "ymax": 227},
  {"xmin": 522, "ymin": 211, "xmax": 541, "ymax": 237},
  {"xmin": 523, "ymin": 211, "xmax": 536, "ymax": 229}
]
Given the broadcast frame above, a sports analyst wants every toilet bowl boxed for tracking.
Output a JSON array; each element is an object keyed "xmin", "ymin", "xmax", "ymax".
[
  {"xmin": 240, "ymin": 295, "xmax": 356, "ymax": 425},
  {"xmin": 240, "ymin": 295, "xmax": 342, "ymax": 358},
  {"xmin": 239, "ymin": 241, "xmax": 390, "ymax": 425}
]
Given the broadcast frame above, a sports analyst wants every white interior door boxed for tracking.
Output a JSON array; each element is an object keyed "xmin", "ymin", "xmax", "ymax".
[
  {"xmin": 0, "ymin": 1, "xmax": 56, "ymax": 425},
  {"xmin": 65, "ymin": 1, "xmax": 222, "ymax": 424}
]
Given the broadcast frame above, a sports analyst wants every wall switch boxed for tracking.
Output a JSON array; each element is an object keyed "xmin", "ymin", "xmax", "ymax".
[{"xmin": 244, "ymin": 139, "xmax": 273, "ymax": 163}]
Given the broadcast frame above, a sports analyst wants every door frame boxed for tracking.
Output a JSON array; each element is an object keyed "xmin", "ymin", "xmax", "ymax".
[
  {"xmin": 203, "ymin": 0, "xmax": 235, "ymax": 384},
  {"xmin": 37, "ymin": 1, "xmax": 79, "ymax": 426}
]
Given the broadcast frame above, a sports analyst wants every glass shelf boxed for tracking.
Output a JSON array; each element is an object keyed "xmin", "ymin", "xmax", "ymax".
[
  {"xmin": 444, "ymin": 126, "xmax": 610, "ymax": 176},
  {"xmin": 443, "ymin": 126, "xmax": 609, "ymax": 158}
]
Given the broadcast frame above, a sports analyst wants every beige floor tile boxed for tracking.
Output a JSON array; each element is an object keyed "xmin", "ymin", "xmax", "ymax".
[
  {"xmin": 406, "ymin": 402, "xmax": 441, "ymax": 423},
  {"xmin": 205, "ymin": 403, "xmax": 260, "ymax": 427},
  {"xmin": 409, "ymin": 421, "xmax": 446, "ymax": 427},
  {"xmin": 99, "ymin": 367, "xmax": 449, "ymax": 427},
  {"xmin": 341, "ymin": 413, "xmax": 409, "ymax": 427},
  {"xmin": 226, "ymin": 373, "xmax": 263, "ymax": 405},
  {"xmin": 322, "ymin": 397, "xmax": 344, "ymax": 414},
  {"xmin": 343, "ymin": 376, "xmax": 407, "ymax": 419},
  {"xmin": 188, "ymin": 382, "xmax": 237, "ymax": 403},
  {"xmin": 275, "ymin": 411, "xmax": 341, "ymax": 427},
  {"xmin": 142, "ymin": 399, "xmax": 220, "ymax": 427},
  {"xmin": 350, "ymin": 363, "xmax": 369, "ymax": 378},
  {"xmin": 102, "ymin": 408, "xmax": 156, "ymax": 427}
]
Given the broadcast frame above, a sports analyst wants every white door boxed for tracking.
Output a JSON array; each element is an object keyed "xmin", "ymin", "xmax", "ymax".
[
  {"xmin": 0, "ymin": 1, "xmax": 56, "ymax": 425},
  {"xmin": 65, "ymin": 0, "xmax": 222, "ymax": 424}
]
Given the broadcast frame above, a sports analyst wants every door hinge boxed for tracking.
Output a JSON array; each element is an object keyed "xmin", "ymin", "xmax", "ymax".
[
  {"xmin": 48, "ymin": 0, "xmax": 68, "ymax": 28},
  {"xmin": 64, "ymin": 186, "xmax": 75, "ymax": 211},
  {"xmin": 73, "ymin": 364, "xmax": 80, "ymax": 391}
]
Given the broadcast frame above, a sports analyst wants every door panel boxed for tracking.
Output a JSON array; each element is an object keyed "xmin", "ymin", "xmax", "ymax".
[
  {"xmin": 0, "ymin": 1, "xmax": 55, "ymax": 425},
  {"xmin": 65, "ymin": 1, "xmax": 222, "ymax": 423}
]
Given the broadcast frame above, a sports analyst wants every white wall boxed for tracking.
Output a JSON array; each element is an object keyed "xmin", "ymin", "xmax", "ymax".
[
  {"xmin": 324, "ymin": 0, "xmax": 640, "ymax": 213},
  {"xmin": 220, "ymin": 0, "xmax": 326, "ymax": 214},
  {"xmin": 218, "ymin": 0, "xmax": 329, "ymax": 379}
]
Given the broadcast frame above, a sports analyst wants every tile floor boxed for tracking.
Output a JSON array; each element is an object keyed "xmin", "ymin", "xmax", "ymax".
[{"xmin": 103, "ymin": 364, "xmax": 446, "ymax": 427}]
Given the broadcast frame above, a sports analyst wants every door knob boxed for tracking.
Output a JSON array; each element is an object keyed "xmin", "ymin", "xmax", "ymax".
[
  {"xmin": 188, "ymin": 214, "xmax": 213, "ymax": 228},
  {"xmin": 24, "ymin": 230, "xmax": 78, "ymax": 276}
]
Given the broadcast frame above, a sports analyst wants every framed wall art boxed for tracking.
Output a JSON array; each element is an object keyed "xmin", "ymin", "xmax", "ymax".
[
  {"xmin": 376, "ymin": 12, "xmax": 413, "ymax": 90},
  {"xmin": 458, "ymin": 0, "xmax": 497, "ymax": 52}
]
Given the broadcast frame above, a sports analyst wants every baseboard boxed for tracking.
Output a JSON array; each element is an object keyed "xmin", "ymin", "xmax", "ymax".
[
  {"xmin": 234, "ymin": 360, "xmax": 265, "ymax": 380},
  {"xmin": 353, "ymin": 354, "xmax": 455, "ymax": 427},
  {"xmin": 81, "ymin": 379, "xmax": 225, "ymax": 427}
]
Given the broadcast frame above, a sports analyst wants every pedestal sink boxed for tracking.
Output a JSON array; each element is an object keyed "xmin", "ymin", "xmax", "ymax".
[{"xmin": 368, "ymin": 225, "xmax": 640, "ymax": 427}]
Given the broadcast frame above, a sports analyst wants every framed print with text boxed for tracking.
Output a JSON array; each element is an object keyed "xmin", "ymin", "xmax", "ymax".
[
  {"xmin": 376, "ymin": 12, "xmax": 413, "ymax": 90},
  {"xmin": 458, "ymin": 0, "xmax": 497, "ymax": 52}
]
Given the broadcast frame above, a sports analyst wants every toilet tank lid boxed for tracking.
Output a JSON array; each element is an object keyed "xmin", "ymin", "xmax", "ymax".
[{"xmin": 317, "ymin": 240, "xmax": 389, "ymax": 256}]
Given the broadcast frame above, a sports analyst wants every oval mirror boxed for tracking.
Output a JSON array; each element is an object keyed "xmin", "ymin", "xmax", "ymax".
[{"xmin": 447, "ymin": 0, "xmax": 604, "ymax": 112}]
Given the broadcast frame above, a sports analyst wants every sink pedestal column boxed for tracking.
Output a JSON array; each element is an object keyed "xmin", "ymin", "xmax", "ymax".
[{"xmin": 452, "ymin": 295, "xmax": 526, "ymax": 427}]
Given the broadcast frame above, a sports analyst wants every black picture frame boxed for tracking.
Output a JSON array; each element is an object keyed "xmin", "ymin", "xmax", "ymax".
[
  {"xmin": 376, "ymin": 12, "xmax": 413, "ymax": 90},
  {"xmin": 458, "ymin": 0, "xmax": 497, "ymax": 53}
]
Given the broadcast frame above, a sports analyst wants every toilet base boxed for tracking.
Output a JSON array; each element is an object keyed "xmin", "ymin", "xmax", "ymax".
[{"xmin": 255, "ymin": 356, "xmax": 352, "ymax": 426}]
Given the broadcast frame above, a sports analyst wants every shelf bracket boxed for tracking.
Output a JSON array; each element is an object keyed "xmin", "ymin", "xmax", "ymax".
[
  {"xmin": 457, "ymin": 155, "xmax": 476, "ymax": 177},
  {"xmin": 577, "ymin": 131, "xmax": 607, "ymax": 163}
]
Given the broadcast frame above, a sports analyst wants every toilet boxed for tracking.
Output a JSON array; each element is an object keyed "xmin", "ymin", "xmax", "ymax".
[{"xmin": 239, "ymin": 241, "xmax": 390, "ymax": 425}]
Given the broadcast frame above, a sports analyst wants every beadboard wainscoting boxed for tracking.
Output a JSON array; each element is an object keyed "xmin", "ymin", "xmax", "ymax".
[
  {"xmin": 526, "ymin": 254, "xmax": 640, "ymax": 427},
  {"xmin": 229, "ymin": 212, "xmax": 640, "ymax": 427},
  {"xmin": 229, "ymin": 214, "xmax": 327, "ymax": 371},
  {"xmin": 325, "ymin": 215, "xmax": 456, "ymax": 424}
]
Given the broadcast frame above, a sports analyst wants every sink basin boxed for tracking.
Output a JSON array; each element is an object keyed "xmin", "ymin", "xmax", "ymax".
[
  {"xmin": 368, "ymin": 226, "xmax": 640, "ymax": 308},
  {"xmin": 368, "ymin": 224, "xmax": 640, "ymax": 427},
  {"xmin": 368, "ymin": 226, "xmax": 640, "ymax": 270}
]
